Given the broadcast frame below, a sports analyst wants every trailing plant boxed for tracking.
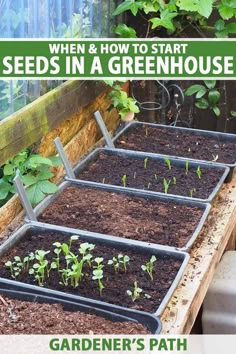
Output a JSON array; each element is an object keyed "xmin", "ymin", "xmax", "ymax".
[
  {"xmin": 0, "ymin": 149, "xmax": 61, "ymax": 207},
  {"xmin": 92, "ymin": 257, "xmax": 105, "ymax": 296},
  {"xmin": 163, "ymin": 178, "xmax": 171, "ymax": 194},
  {"xmin": 108, "ymin": 254, "xmax": 130, "ymax": 273},
  {"xmin": 127, "ymin": 281, "xmax": 142, "ymax": 302},
  {"xmin": 141, "ymin": 255, "xmax": 157, "ymax": 281},
  {"xmin": 112, "ymin": 0, "xmax": 236, "ymax": 38},
  {"xmin": 185, "ymin": 81, "xmax": 221, "ymax": 117}
]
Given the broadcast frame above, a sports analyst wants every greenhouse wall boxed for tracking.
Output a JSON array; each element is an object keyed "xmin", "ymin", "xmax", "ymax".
[{"xmin": 0, "ymin": 0, "xmax": 115, "ymax": 121}]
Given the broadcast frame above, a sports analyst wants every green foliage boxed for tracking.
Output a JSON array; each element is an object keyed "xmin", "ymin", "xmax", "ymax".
[
  {"xmin": 144, "ymin": 158, "xmax": 149, "ymax": 169},
  {"xmin": 196, "ymin": 166, "xmax": 202, "ymax": 179},
  {"xmin": 127, "ymin": 281, "xmax": 143, "ymax": 302},
  {"xmin": 0, "ymin": 149, "xmax": 61, "ymax": 207},
  {"xmin": 114, "ymin": 24, "xmax": 137, "ymax": 38},
  {"xmin": 185, "ymin": 81, "xmax": 221, "ymax": 116},
  {"xmin": 92, "ymin": 257, "xmax": 105, "ymax": 295},
  {"xmin": 108, "ymin": 254, "xmax": 130, "ymax": 273},
  {"xmin": 185, "ymin": 160, "xmax": 189, "ymax": 175},
  {"xmin": 163, "ymin": 178, "xmax": 171, "ymax": 194},
  {"xmin": 141, "ymin": 255, "xmax": 157, "ymax": 281},
  {"xmin": 122, "ymin": 174, "xmax": 127, "ymax": 187},
  {"xmin": 164, "ymin": 158, "xmax": 171, "ymax": 170},
  {"xmin": 106, "ymin": 83, "xmax": 140, "ymax": 120}
]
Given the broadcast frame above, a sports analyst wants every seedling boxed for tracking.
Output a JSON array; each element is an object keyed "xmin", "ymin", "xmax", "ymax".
[
  {"xmin": 133, "ymin": 171, "xmax": 137, "ymax": 179},
  {"xmin": 122, "ymin": 174, "xmax": 127, "ymax": 187},
  {"xmin": 154, "ymin": 174, "xmax": 158, "ymax": 181},
  {"xmin": 164, "ymin": 158, "xmax": 171, "ymax": 170},
  {"xmin": 163, "ymin": 178, "xmax": 171, "ymax": 194},
  {"xmin": 144, "ymin": 158, "xmax": 148, "ymax": 169},
  {"xmin": 79, "ymin": 242, "xmax": 95, "ymax": 268},
  {"xmin": 212, "ymin": 154, "xmax": 219, "ymax": 162},
  {"xmin": 92, "ymin": 257, "xmax": 104, "ymax": 296},
  {"xmin": 145, "ymin": 126, "xmax": 148, "ymax": 136},
  {"xmin": 5, "ymin": 261, "xmax": 18, "ymax": 279},
  {"xmin": 102, "ymin": 178, "xmax": 106, "ymax": 184},
  {"xmin": 173, "ymin": 176, "xmax": 177, "ymax": 185},
  {"xmin": 127, "ymin": 281, "xmax": 142, "ymax": 302},
  {"xmin": 196, "ymin": 166, "xmax": 202, "ymax": 179},
  {"xmin": 141, "ymin": 255, "xmax": 157, "ymax": 281},
  {"xmin": 189, "ymin": 188, "xmax": 197, "ymax": 198},
  {"xmin": 108, "ymin": 254, "xmax": 130, "ymax": 273},
  {"xmin": 147, "ymin": 182, "xmax": 151, "ymax": 189},
  {"xmin": 185, "ymin": 160, "xmax": 189, "ymax": 175},
  {"xmin": 29, "ymin": 250, "xmax": 50, "ymax": 286}
]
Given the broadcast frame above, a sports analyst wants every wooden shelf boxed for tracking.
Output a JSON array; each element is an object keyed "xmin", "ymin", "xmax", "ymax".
[{"xmin": 161, "ymin": 173, "xmax": 236, "ymax": 334}]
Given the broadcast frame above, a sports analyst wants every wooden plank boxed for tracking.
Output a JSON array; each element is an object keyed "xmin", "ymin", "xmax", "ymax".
[
  {"xmin": 0, "ymin": 80, "xmax": 106, "ymax": 165},
  {"xmin": 161, "ymin": 174, "xmax": 236, "ymax": 334}
]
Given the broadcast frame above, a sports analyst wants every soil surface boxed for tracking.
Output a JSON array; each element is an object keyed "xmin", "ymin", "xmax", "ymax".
[
  {"xmin": 0, "ymin": 296, "xmax": 150, "ymax": 334},
  {"xmin": 39, "ymin": 185, "xmax": 204, "ymax": 248},
  {"xmin": 115, "ymin": 125, "xmax": 236, "ymax": 164},
  {"xmin": 0, "ymin": 230, "xmax": 182, "ymax": 313},
  {"xmin": 78, "ymin": 151, "xmax": 225, "ymax": 199}
]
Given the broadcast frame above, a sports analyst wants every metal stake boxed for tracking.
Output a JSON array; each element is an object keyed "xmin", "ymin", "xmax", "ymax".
[
  {"xmin": 94, "ymin": 110, "xmax": 115, "ymax": 149},
  {"xmin": 13, "ymin": 176, "xmax": 37, "ymax": 222},
  {"xmin": 54, "ymin": 137, "xmax": 75, "ymax": 179}
]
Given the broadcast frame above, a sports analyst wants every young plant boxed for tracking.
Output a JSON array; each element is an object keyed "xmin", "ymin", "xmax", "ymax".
[
  {"xmin": 122, "ymin": 174, "xmax": 127, "ymax": 187},
  {"xmin": 173, "ymin": 176, "xmax": 177, "ymax": 185},
  {"xmin": 163, "ymin": 178, "xmax": 171, "ymax": 194},
  {"xmin": 127, "ymin": 281, "xmax": 142, "ymax": 302},
  {"xmin": 92, "ymin": 257, "xmax": 104, "ymax": 296},
  {"xmin": 185, "ymin": 160, "xmax": 189, "ymax": 175},
  {"xmin": 29, "ymin": 250, "xmax": 50, "ymax": 286},
  {"xmin": 5, "ymin": 261, "xmax": 19, "ymax": 279},
  {"xmin": 196, "ymin": 166, "xmax": 202, "ymax": 179},
  {"xmin": 189, "ymin": 188, "xmax": 197, "ymax": 198},
  {"xmin": 133, "ymin": 171, "xmax": 137, "ymax": 179},
  {"xmin": 164, "ymin": 158, "xmax": 171, "ymax": 170},
  {"xmin": 79, "ymin": 242, "xmax": 95, "ymax": 268},
  {"xmin": 147, "ymin": 182, "xmax": 151, "ymax": 190},
  {"xmin": 154, "ymin": 174, "xmax": 158, "ymax": 181},
  {"xmin": 108, "ymin": 254, "xmax": 130, "ymax": 273},
  {"xmin": 141, "ymin": 255, "xmax": 157, "ymax": 281},
  {"xmin": 144, "ymin": 158, "xmax": 148, "ymax": 169}
]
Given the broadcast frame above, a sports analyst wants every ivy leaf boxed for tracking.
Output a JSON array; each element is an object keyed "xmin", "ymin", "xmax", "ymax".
[
  {"xmin": 177, "ymin": 0, "xmax": 214, "ymax": 18},
  {"xmin": 143, "ymin": 2, "xmax": 160, "ymax": 14},
  {"xmin": 195, "ymin": 98, "xmax": 209, "ymax": 109},
  {"xmin": 150, "ymin": 10, "xmax": 178, "ymax": 31},
  {"xmin": 208, "ymin": 89, "xmax": 221, "ymax": 107},
  {"xmin": 176, "ymin": 0, "xmax": 199, "ymax": 12},
  {"xmin": 185, "ymin": 84, "xmax": 205, "ymax": 96},
  {"xmin": 112, "ymin": 0, "xmax": 143, "ymax": 16},
  {"xmin": 114, "ymin": 24, "xmax": 137, "ymax": 38},
  {"xmin": 218, "ymin": 4, "xmax": 235, "ymax": 19}
]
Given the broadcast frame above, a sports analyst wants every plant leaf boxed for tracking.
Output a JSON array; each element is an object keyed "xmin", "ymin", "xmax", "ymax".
[
  {"xmin": 114, "ymin": 24, "xmax": 137, "ymax": 38},
  {"xmin": 0, "ymin": 179, "xmax": 11, "ymax": 200},
  {"xmin": 26, "ymin": 184, "xmax": 45, "ymax": 205},
  {"xmin": 185, "ymin": 84, "xmax": 205, "ymax": 96},
  {"xmin": 218, "ymin": 4, "xmax": 235, "ymax": 19},
  {"xmin": 214, "ymin": 19, "xmax": 225, "ymax": 31},
  {"xmin": 150, "ymin": 10, "xmax": 178, "ymax": 31},
  {"xmin": 196, "ymin": 87, "xmax": 207, "ymax": 99},
  {"xmin": 208, "ymin": 89, "xmax": 221, "ymax": 107},
  {"xmin": 222, "ymin": 0, "xmax": 236, "ymax": 8},
  {"xmin": 213, "ymin": 106, "xmax": 221, "ymax": 116},
  {"xmin": 112, "ymin": 0, "xmax": 143, "ymax": 16},
  {"xmin": 195, "ymin": 98, "xmax": 209, "ymax": 109},
  {"xmin": 37, "ymin": 180, "xmax": 58, "ymax": 194},
  {"xmin": 204, "ymin": 80, "xmax": 216, "ymax": 89}
]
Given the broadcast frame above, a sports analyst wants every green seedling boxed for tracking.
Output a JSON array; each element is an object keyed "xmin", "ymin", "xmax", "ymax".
[
  {"xmin": 147, "ymin": 182, "xmax": 151, "ymax": 190},
  {"xmin": 127, "ymin": 281, "xmax": 142, "ymax": 302},
  {"xmin": 133, "ymin": 171, "xmax": 137, "ymax": 179},
  {"xmin": 173, "ymin": 176, "xmax": 177, "ymax": 185},
  {"xmin": 52, "ymin": 247, "xmax": 61, "ymax": 271},
  {"xmin": 189, "ymin": 188, "xmax": 197, "ymax": 198},
  {"xmin": 163, "ymin": 178, "xmax": 171, "ymax": 194},
  {"xmin": 185, "ymin": 160, "xmax": 189, "ymax": 175},
  {"xmin": 108, "ymin": 254, "xmax": 130, "ymax": 273},
  {"xmin": 102, "ymin": 178, "xmax": 106, "ymax": 184},
  {"xmin": 5, "ymin": 261, "xmax": 18, "ymax": 279},
  {"xmin": 144, "ymin": 158, "xmax": 148, "ymax": 169},
  {"xmin": 92, "ymin": 257, "xmax": 104, "ymax": 296},
  {"xmin": 164, "ymin": 158, "xmax": 171, "ymax": 170},
  {"xmin": 145, "ymin": 126, "xmax": 148, "ymax": 137},
  {"xmin": 29, "ymin": 250, "xmax": 50, "ymax": 286},
  {"xmin": 122, "ymin": 174, "xmax": 127, "ymax": 187},
  {"xmin": 59, "ymin": 268, "xmax": 71, "ymax": 287},
  {"xmin": 154, "ymin": 174, "xmax": 158, "ymax": 181},
  {"xmin": 79, "ymin": 242, "xmax": 95, "ymax": 268},
  {"xmin": 141, "ymin": 255, "xmax": 157, "ymax": 281},
  {"xmin": 196, "ymin": 166, "xmax": 202, "ymax": 179}
]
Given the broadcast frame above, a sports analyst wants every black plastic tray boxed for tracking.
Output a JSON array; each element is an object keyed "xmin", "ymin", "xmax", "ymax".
[
  {"xmin": 0, "ymin": 289, "xmax": 161, "ymax": 334},
  {"xmin": 0, "ymin": 223, "xmax": 189, "ymax": 318},
  {"xmin": 112, "ymin": 122, "xmax": 236, "ymax": 182},
  {"xmin": 67, "ymin": 147, "xmax": 229, "ymax": 204},
  {"xmin": 33, "ymin": 180, "xmax": 211, "ymax": 252}
]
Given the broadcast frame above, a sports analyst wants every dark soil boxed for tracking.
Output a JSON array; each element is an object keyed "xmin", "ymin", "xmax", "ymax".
[
  {"xmin": 39, "ymin": 185, "xmax": 204, "ymax": 248},
  {"xmin": 115, "ymin": 125, "xmax": 236, "ymax": 164},
  {"xmin": 0, "ymin": 296, "xmax": 150, "ymax": 334},
  {"xmin": 78, "ymin": 151, "xmax": 225, "ymax": 199},
  {"xmin": 0, "ymin": 230, "xmax": 182, "ymax": 313}
]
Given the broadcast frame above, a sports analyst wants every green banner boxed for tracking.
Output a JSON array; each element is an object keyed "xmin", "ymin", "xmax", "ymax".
[{"xmin": 0, "ymin": 39, "xmax": 235, "ymax": 78}]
